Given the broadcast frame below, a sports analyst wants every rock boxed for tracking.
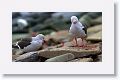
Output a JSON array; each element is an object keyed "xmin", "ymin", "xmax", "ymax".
[
  {"xmin": 92, "ymin": 17, "xmax": 102, "ymax": 25},
  {"xmin": 38, "ymin": 43, "xmax": 101, "ymax": 58},
  {"xmin": 14, "ymin": 52, "xmax": 40, "ymax": 62},
  {"xmin": 38, "ymin": 29, "xmax": 55, "ymax": 35},
  {"xmin": 31, "ymin": 24, "xmax": 45, "ymax": 32},
  {"xmin": 12, "ymin": 12, "xmax": 53, "ymax": 33},
  {"xmin": 45, "ymin": 53, "xmax": 75, "ymax": 62},
  {"xmin": 79, "ymin": 14, "xmax": 92, "ymax": 27},
  {"xmin": 87, "ymin": 25, "xmax": 102, "ymax": 35},
  {"xmin": 87, "ymin": 25, "xmax": 102, "ymax": 41},
  {"xmin": 79, "ymin": 12, "xmax": 102, "ymax": 27},
  {"xmin": 87, "ymin": 31, "xmax": 102, "ymax": 41},
  {"xmin": 12, "ymin": 48, "xmax": 18, "ymax": 55},
  {"xmin": 69, "ymin": 58, "xmax": 93, "ymax": 62},
  {"xmin": 97, "ymin": 54, "xmax": 102, "ymax": 62},
  {"xmin": 45, "ymin": 30, "xmax": 69, "ymax": 41},
  {"xmin": 46, "ymin": 38, "xmax": 61, "ymax": 46},
  {"xmin": 52, "ymin": 12, "xmax": 85, "ymax": 21},
  {"xmin": 12, "ymin": 33, "xmax": 29, "ymax": 42},
  {"xmin": 87, "ymin": 12, "xmax": 102, "ymax": 19},
  {"xmin": 12, "ymin": 49, "xmax": 24, "ymax": 55},
  {"xmin": 12, "ymin": 54, "xmax": 20, "ymax": 61},
  {"xmin": 44, "ymin": 17, "xmax": 70, "ymax": 31}
]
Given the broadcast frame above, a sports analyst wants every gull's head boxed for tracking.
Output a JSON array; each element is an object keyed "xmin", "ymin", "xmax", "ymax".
[
  {"xmin": 35, "ymin": 34, "xmax": 46, "ymax": 44},
  {"xmin": 36, "ymin": 34, "xmax": 45, "ymax": 40},
  {"xmin": 71, "ymin": 16, "xmax": 79, "ymax": 24}
]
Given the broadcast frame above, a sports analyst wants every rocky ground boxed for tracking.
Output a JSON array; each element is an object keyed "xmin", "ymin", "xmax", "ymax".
[{"xmin": 12, "ymin": 12, "xmax": 102, "ymax": 62}]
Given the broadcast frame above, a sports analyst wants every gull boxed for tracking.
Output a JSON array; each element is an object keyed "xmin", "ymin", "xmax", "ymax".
[
  {"xmin": 69, "ymin": 16, "xmax": 87, "ymax": 47},
  {"xmin": 12, "ymin": 34, "xmax": 46, "ymax": 52}
]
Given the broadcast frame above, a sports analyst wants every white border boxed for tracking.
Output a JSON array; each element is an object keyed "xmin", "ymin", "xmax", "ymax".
[{"xmin": 0, "ymin": 0, "xmax": 114, "ymax": 74}]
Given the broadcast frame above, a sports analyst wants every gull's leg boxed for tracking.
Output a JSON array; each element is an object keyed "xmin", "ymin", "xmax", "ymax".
[
  {"xmin": 74, "ymin": 37, "xmax": 78, "ymax": 47},
  {"xmin": 79, "ymin": 38, "xmax": 87, "ymax": 48},
  {"xmin": 61, "ymin": 42, "xmax": 64, "ymax": 47}
]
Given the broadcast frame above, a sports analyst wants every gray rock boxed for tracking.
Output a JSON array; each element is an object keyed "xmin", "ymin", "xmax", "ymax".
[
  {"xmin": 52, "ymin": 12, "xmax": 86, "ymax": 21},
  {"xmin": 69, "ymin": 58, "xmax": 93, "ymax": 62},
  {"xmin": 45, "ymin": 53, "xmax": 75, "ymax": 62},
  {"xmin": 14, "ymin": 52, "xmax": 40, "ymax": 62},
  {"xmin": 38, "ymin": 43, "xmax": 101, "ymax": 58},
  {"xmin": 79, "ymin": 12, "xmax": 102, "ymax": 27}
]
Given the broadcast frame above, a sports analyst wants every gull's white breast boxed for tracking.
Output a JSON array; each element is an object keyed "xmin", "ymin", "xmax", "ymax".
[{"xmin": 69, "ymin": 23, "xmax": 86, "ymax": 38}]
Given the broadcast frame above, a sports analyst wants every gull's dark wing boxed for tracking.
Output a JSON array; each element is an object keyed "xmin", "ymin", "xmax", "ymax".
[
  {"xmin": 17, "ymin": 41, "xmax": 31, "ymax": 49},
  {"xmin": 82, "ymin": 24, "xmax": 87, "ymax": 35}
]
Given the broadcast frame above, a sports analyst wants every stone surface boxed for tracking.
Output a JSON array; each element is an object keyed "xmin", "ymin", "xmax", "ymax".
[
  {"xmin": 14, "ymin": 52, "xmax": 40, "ymax": 62},
  {"xmin": 12, "ymin": 54, "xmax": 20, "ymax": 61},
  {"xmin": 38, "ymin": 43, "xmax": 101, "ymax": 58},
  {"xmin": 87, "ymin": 25, "xmax": 102, "ymax": 41},
  {"xmin": 12, "ymin": 33, "xmax": 29, "ymax": 42},
  {"xmin": 87, "ymin": 25, "xmax": 102, "ymax": 35},
  {"xmin": 45, "ymin": 53, "xmax": 75, "ymax": 62},
  {"xmin": 69, "ymin": 58, "xmax": 93, "ymax": 62},
  {"xmin": 79, "ymin": 12, "xmax": 102, "ymax": 27},
  {"xmin": 45, "ymin": 30, "xmax": 69, "ymax": 41},
  {"xmin": 97, "ymin": 54, "xmax": 102, "ymax": 62},
  {"xmin": 12, "ymin": 49, "xmax": 24, "ymax": 55},
  {"xmin": 87, "ymin": 31, "xmax": 102, "ymax": 41}
]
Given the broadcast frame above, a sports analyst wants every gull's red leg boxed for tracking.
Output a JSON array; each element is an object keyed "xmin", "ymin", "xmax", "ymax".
[
  {"xmin": 74, "ymin": 37, "xmax": 78, "ymax": 47},
  {"xmin": 61, "ymin": 42, "xmax": 64, "ymax": 47},
  {"xmin": 79, "ymin": 38, "xmax": 86, "ymax": 48}
]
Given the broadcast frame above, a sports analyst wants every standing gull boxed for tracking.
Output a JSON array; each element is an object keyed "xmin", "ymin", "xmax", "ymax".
[
  {"xmin": 12, "ymin": 34, "xmax": 45, "ymax": 52},
  {"xmin": 69, "ymin": 16, "xmax": 87, "ymax": 47}
]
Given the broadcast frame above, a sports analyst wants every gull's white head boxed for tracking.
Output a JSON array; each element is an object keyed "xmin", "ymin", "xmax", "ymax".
[
  {"xmin": 71, "ymin": 16, "xmax": 79, "ymax": 24},
  {"xmin": 36, "ymin": 34, "xmax": 45, "ymax": 40}
]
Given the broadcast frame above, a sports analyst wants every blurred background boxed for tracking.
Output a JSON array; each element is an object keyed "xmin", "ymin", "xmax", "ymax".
[{"xmin": 12, "ymin": 12, "xmax": 102, "ymax": 42}]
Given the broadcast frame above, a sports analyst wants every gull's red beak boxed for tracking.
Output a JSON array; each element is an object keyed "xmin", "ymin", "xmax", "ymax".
[
  {"xmin": 73, "ymin": 20, "xmax": 77, "ymax": 24},
  {"xmin": 73, "ymin": 21, "xmax": 77, "ymax": 24},
  {"xmin": 43, "ymin": 39, "xmax": 47, "ymax": 44}
]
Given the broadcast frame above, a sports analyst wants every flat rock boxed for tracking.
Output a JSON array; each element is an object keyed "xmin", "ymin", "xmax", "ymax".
[
  {"xmin": 92, "ymin": 17, "xmax": 102, "ymax": 25},
  {"xmin": 45, "ymin": 53, "xmax": 75, "ymax": 62},
  {"xmin": 87, "ymin": 31, "xmax": 102, "ymax": 41},
  {"xmin": 69, "ymin": 58, "xmax": 93, "ymax": 62},
  {"xmin": 87, "ymin": 25, "xmax": 102, "ymax": 36},
  {"xmin": 12, "ymin": 54, "xmax": 20, "ymax": 61},
  {"xmin": 14, "ymin": 52, "xmax": 40, "ymax": 62},
  {"xmin": 45, "ymin": 30, "xmax": 69, "ymax": 41},
  {"xmin": 12, "ymin": 48, "xmax": 24, "ymax": 55},
  {"xmin": 38, "ymin": 43, "xmax": 101, "ymax": 58},
  {"xmin": 97, "ymin": 54, "xmax": 102, "ymax": 62}
]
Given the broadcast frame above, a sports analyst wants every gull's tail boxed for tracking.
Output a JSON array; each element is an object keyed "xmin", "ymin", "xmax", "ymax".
[{"xmin": 12, "ymin": 45, "xmax": 19, "ymax": 49}]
